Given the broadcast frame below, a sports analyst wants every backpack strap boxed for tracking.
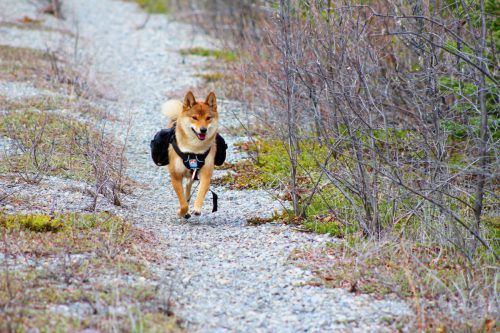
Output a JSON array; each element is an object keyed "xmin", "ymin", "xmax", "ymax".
[{"xmin": 170, "ymin": 128, "xmax": 211, "ymax": 171}]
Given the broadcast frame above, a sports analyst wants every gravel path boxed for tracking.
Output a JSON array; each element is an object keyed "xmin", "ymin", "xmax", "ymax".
[{"xmin": 62, "ymin": 1, "xmax": 412, "ymax": 331}]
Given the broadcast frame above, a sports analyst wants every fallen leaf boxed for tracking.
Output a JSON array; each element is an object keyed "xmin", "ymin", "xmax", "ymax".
[
  {"xmin": 18, "ymin": 16, "xmax": 35, "ymax": 23},
  {"xmin": 484, "ymin": 319, "xmax": 495, "ymax": 333}
]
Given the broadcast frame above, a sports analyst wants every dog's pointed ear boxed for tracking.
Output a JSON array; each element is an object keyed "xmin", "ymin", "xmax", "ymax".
[
  {"xmin": 205, "ymin": 92, "xmax": 217, "ymax": 111},
  {"xmin": 183, "ymin": 91, "xmax": 196, "ymax": 110}
]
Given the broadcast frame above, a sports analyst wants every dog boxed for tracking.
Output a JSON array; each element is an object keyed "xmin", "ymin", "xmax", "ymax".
[{"xmin": 161, "ymin": 91, "xmax": 219, "ymax": 218}]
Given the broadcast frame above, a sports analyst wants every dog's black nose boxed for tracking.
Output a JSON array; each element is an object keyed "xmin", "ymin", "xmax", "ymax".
[{"xmin": 200, "ymin": 127, "xmax": 207, "ymax": 134}]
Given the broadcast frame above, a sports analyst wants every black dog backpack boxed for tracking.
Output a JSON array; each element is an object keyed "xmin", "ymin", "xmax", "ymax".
[
  {"xmin": 214, "ymin": 134, "xmax": 228, "ymax": 166},
  {"xmin": 150, "ymin": 128, "xmax": 175, "ymax": 166}
]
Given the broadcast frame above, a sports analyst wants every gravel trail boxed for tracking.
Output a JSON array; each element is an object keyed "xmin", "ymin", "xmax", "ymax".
[{"xmin": 64, "ymin": 1, "xmax": 411, "ymax": 331}]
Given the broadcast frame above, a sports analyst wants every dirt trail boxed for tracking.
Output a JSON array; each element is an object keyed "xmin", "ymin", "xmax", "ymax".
[{"xmin": 65, "ymin": 0, "xmax": 411, "ymax": 331}]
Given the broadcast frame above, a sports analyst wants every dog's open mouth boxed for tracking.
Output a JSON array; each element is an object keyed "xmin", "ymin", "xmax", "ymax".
[{"xmin": 192, "ymin": 128, "xmax": 206, "ymax": 140}]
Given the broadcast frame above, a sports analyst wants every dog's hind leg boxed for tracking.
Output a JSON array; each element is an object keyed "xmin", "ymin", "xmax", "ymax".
[{"xmin": 171, "ymin": 174, "xmax": 190, "ymax": 218}]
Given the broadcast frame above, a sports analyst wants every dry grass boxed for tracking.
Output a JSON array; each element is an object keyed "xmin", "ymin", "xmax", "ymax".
[
  {"xmin": 0, "ymin": 110, "xmax": 94, "ymax": 181},
  {"xmin": 0, "ymin": 45, "xmax": 91, "ymax": 97},
  {"xmin": 289, "ymin": 240, "xmax": 498, "ymax": 332},
  {"xmin": 0, "ymin": 19, "xmax": 75, "ymax": 36},
  {"xmin": 0, "ymin": 95, "xmax": 109, "ymax": 119},
  {"xmin": 0, "ymin": 98, "xmax": 132, "ymax": 201},
  {"xmin": 0, "ymin": 212, "xmax": 184, "ymax": 333}
]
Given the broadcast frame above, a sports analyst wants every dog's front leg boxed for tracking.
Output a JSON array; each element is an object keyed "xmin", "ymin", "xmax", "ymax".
[
  {"xmin": 191, "ymin": 165, "xmax": 213, "ymax": 216},
  {"xmin": 171, "ymin": 175, "xmax": 190, "ymax": 218},
  {"xmin": 184, "ymin": 178, "xmax": 193, "ymax": 203}
]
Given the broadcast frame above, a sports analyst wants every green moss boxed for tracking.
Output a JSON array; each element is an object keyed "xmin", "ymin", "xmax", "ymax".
[
  {"xmin": 302, "ymin": 220, "xmax": 356, "ymax": 238},
  {"xmin": 180, "ymin": 47, "xmax": 237, "ymax": 62},
  {"xmin": 1, "ymin": 214, "xmax": 68, "ymax": 232},
  {"xmin": 133, "ymin": 0, "xmax": 168, "ymax": 13},
  {"xmin": 0, "ymin": 212, "xmax": 133, "ymax": 236}
]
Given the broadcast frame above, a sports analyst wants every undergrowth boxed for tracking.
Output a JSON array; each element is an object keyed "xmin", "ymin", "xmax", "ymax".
[
  {"xmin": 0, "ymin": 95, "xmax": 107, "ymax": 119},
  {"xmin": 289, "ymin": 240, "xmax": 498, "ymax": 332},
  {"xmin": 0, "ymin": 110, "xmax": 95, "ymax": 181},
  {"xmin": 0, "ymin": 212, "xmax": 183, "ymax": 332},
  {"xmin": 0, "ymin": 45, "xmax": 89, "ymax": 96},
  {"xmin": 216, "ymin": 137, "xmax": 498, "ymax": 246},
  {"xmin": 217, "ymin": 137, "xmax": 499, "ymax": 331}
]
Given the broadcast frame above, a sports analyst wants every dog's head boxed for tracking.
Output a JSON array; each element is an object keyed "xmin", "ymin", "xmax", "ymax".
[{"xmin": 179, "ymin": 91, "xmax": 219, "ymax": 141}]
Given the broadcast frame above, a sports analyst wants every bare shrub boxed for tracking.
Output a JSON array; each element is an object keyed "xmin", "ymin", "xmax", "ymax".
[
  {"xmin": 3, "ymin": 114, "xmax": 55, "ymax": 184},
  {"xmin": 169, "ymin": 0, "xmax": 499, "ymax": 329},
  {"xmin": 74, "ymin": 121, "xmax": 131, "ymax": 211},
  {"xmin": 214, "ymin": 0, "xmax": 498, "ymax": 255}
]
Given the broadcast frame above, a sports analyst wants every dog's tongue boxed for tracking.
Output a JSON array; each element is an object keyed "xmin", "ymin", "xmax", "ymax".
[{"xmin": 197, "ymin": 133, "xmax": 206, "ymax": 140}]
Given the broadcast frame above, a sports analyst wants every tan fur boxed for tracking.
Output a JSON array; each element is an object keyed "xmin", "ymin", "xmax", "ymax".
[{"xmin": 163, "ymin": 91, "xmax": 219, "ymax": 218}]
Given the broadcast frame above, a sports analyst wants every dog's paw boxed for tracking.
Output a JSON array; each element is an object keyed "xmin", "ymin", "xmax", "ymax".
[
  {"xmin": 178, "ymin": 207, "xmax": 190, "ymax": 219},
  {"xmin": 191, "ymin": 208, "xmax": 202, "ymax": 216}
]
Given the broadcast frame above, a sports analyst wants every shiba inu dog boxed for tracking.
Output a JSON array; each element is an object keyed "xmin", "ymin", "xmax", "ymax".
[{"xmin": 161, "ymin": 91, "xmax": 219, "ymax": 218}]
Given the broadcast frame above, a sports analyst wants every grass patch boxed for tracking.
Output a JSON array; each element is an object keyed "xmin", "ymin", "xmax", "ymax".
[
  {"xmin": 0, "ymin": 45, "xmax": 89, "ymax": 96},
  {"xmin": 0, "ymin": 110, "xmax": 95, "ymax": 181},
  {"xmin": 0, "ymin": 108, "xmax": 129, "ymax": 200},
  {"xmin": 214, "ymin": 139, "xmax": 340, "ymax": 220},
  {"xmin": 0, "ymin": 95, "xmax": 107, "ymax": 119},
  {"xmin": 216, "ymin": 139, "xmax": 322, "ymax": 190},
  {"xmin": 180, "ymin": 47, "xmax": 237, "ymax": 62},
  {"xmin": 213, "ymin": 160, "xmax": 268, "ymax": 190},
  {"xmin": 132, "ymin": 0, "xmax": 169, "ymax": 13},
  {"xmin": 0, "ymin": 212, "xmax": 183, "ymax": 332},
  {"xmin": 301, "ymin": 215, "xmax": 357, "ymax": 239},
  {"xmin": 0, "ymin": 20, "xmax": 75, "ymax": 36},
  {"xmin": 0, "ymin": 212, "xmax": 136, "ymax": 256}
]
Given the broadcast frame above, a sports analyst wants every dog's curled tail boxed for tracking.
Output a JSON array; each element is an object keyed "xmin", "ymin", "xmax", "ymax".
[{"xmin": 161, "ymin": 100, "xmax": 183, "ymax": 122}]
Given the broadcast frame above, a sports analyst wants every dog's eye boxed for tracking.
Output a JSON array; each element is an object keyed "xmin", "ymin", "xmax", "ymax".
[
  {"xmin": 206, "ymin": 117, "xmax": 211, "ymax": 121},
  {"xmin": 192, "ymin": 116, "xmax": 198, "ymax": 120}
]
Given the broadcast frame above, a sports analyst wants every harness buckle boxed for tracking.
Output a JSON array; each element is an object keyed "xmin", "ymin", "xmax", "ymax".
[{"xmin": 188, "ymin": 158, "xmax": 198, "ymax": 169}]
